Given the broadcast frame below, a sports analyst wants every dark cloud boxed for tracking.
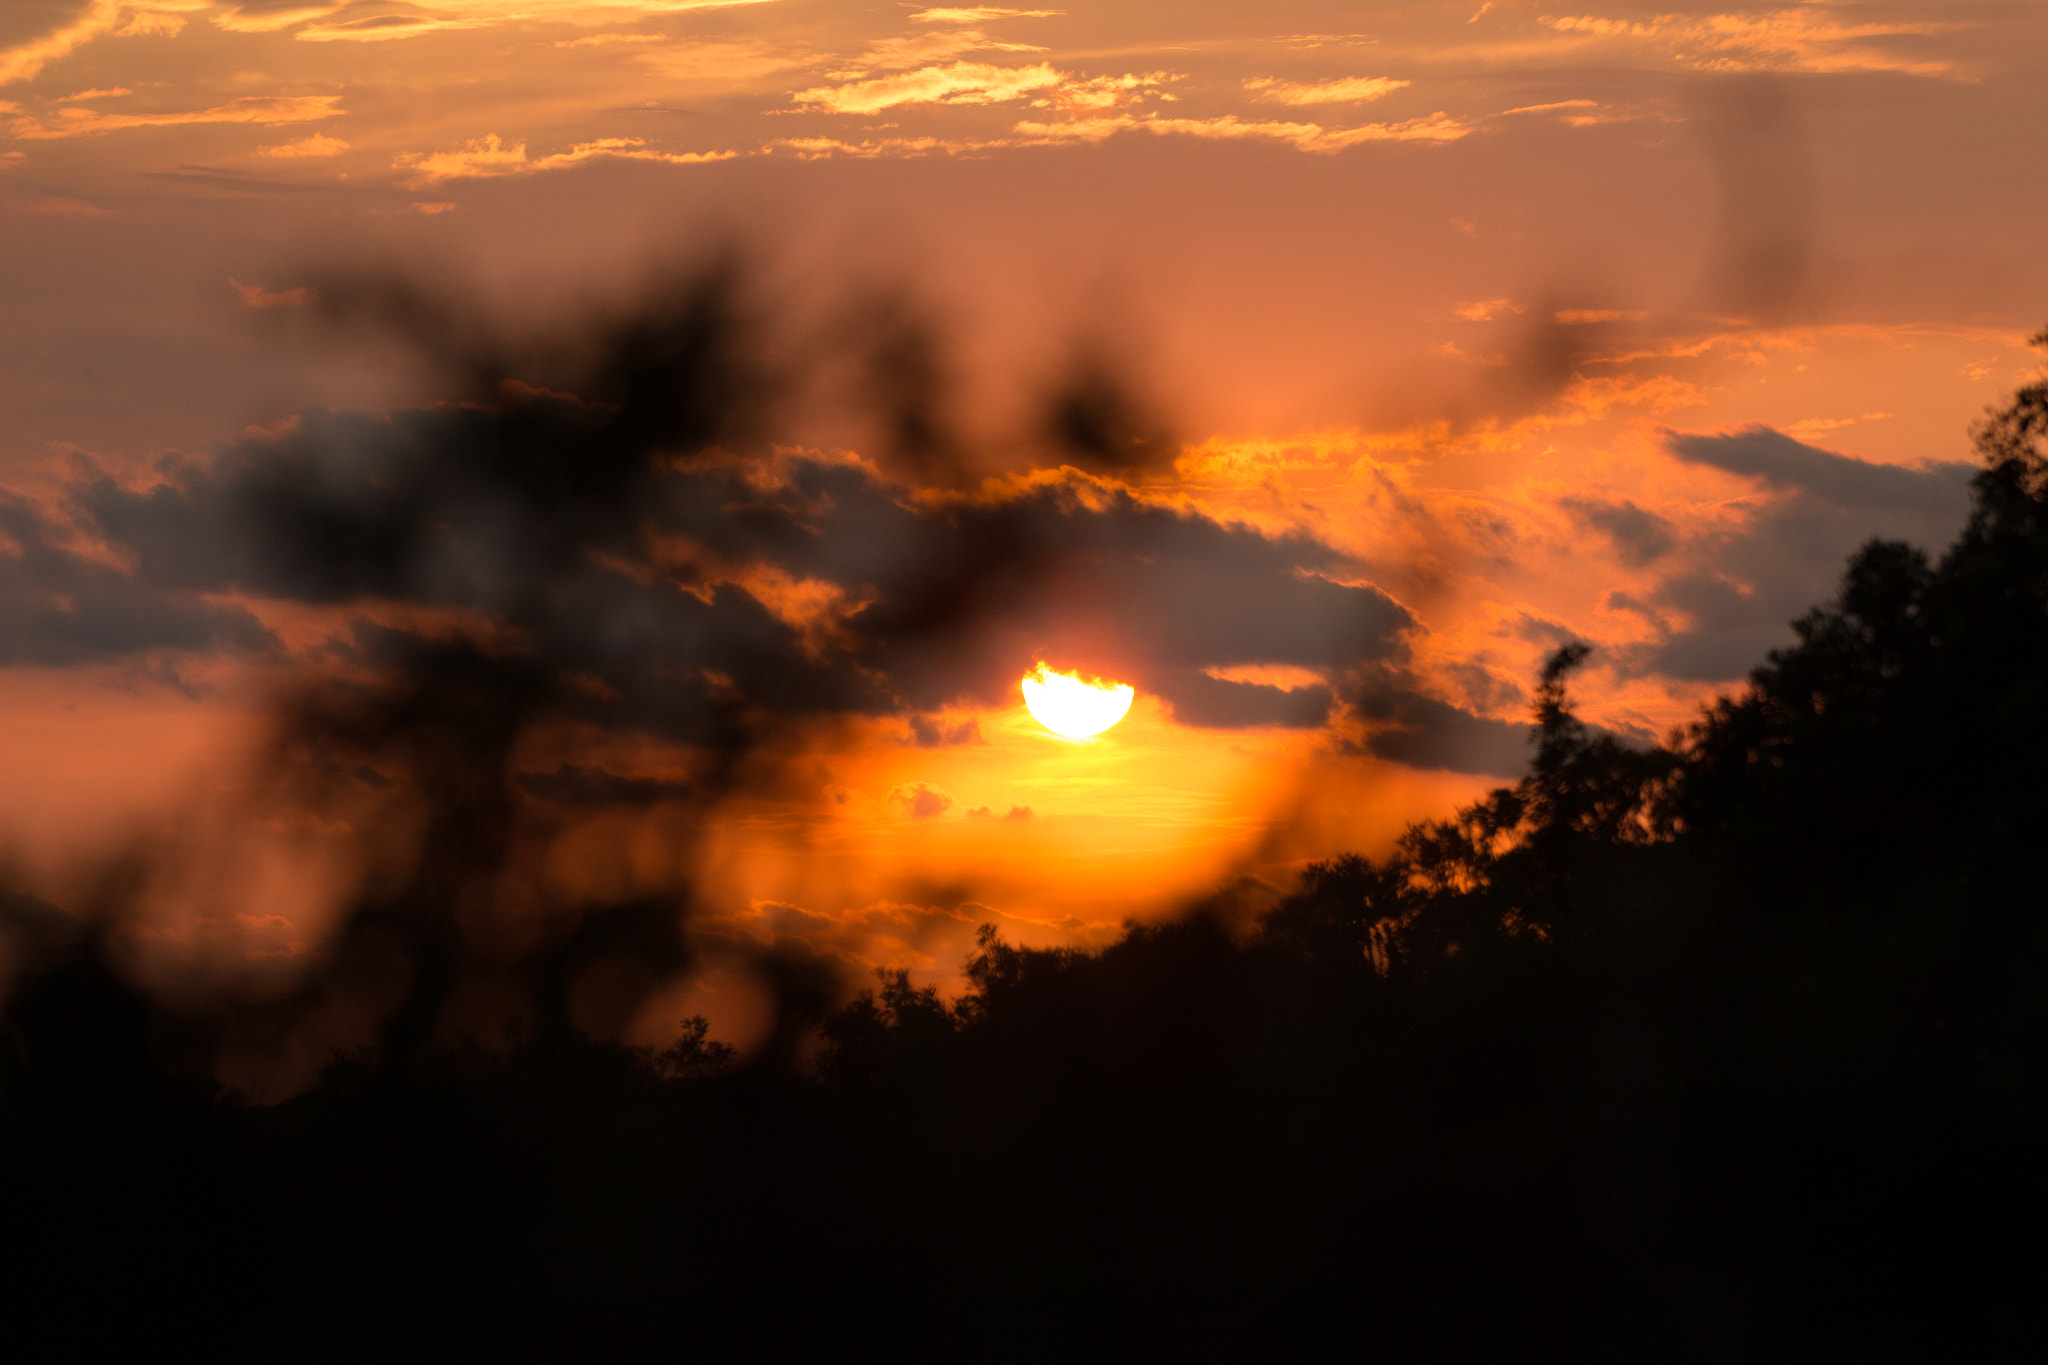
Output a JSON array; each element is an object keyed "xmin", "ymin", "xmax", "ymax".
[
  {"xmin": 894, "ymin": 783, "xmax": 953, "ymax": 820},
  {"xmin": 909, "ymin": 715, "xmax": 980, "ymax": 747},
  {"xmin": 79, "ymin": 412, "xmax": 1414, "ymax": 730},
  {"xmin": 1560, "ymin": 495, "xmax": 1676, "ymax": 567},
  {"xmin": 1157, "ymin": 669, "xmax": 1333, "ymax": 730},
  {"xmin": 0, "ymin": 494, "xmax": 273, "ymax": 665},
  {"xmin": 1345, "ymin": 669, "xmax": 1531, "ymax": 777},
  {"xmin": 1667, "ymin": 425, "xmax": 1976, "ymax": 515},
  {"xmin": 1627, "ymin": 425, "xmax": 1975, "ymax": 680}
]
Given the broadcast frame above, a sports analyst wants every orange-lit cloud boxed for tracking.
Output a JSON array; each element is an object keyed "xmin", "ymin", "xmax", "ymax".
[
  {"xmin": 2, "ymin": 2, "xmax": 205, "ymax": 85},
  {"xmin": 394, "ymin": 133, "xmax": 734, "ymax": 185},
  {"xmin": 8, "ymin": 94, "xmax": 343, "ymax": 140},
  {"xmin": 0, "ymin": 1, "xmax": 119, "ymax": 86},
  {"xmin": 1015, "ymin": 110, "xmax": 1469, "ymax": 152},
  {"xmin": 1539, "ymin": 10, "xmax": 1963, "ymax": 76},
  {"xmin": 912, "ymin": 7, "xmax": 1063, "ymax": 21},
  {"xmin": 209, "ymin": 0, "xmax": 783, "ymax": 42},
  {"xmin": 260, "ymin": 132, "xmax": 351, "ymax": 157},
  {"xmin": 1245, "ymin": 75, "xmax": 1409, "ymax": 105},
  {"xmin": 793, "ymin": 61, "xmax": 1061, "ymax": 113}
]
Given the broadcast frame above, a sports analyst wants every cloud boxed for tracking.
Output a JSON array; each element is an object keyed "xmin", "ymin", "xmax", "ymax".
[
  {"xmin": 1158, "ymin": 669, "xmax": 1333, "ymax": 729},
  {"xmin": 1014, "ymin": 111, "xmax": 1470, "ymax": 153},
  {"xmin": 770, "ymin": 135, "xmax": 971, "ymax": 160},
  {"xmin": 1559, "ymin": 496, "xmax": 1676, "ymax": 568},
  {"xmin": 394, "ymin": 134, "xmax": 735, "ymax": 186},
  {"xmin": 9, "ymin": 94, "xmax": 344, "ymax": 139},
  {"xmin": 0, "ymin": 0, "xmax": 120, "ymax": 87},
  {"xmin": 0, "ymin": 493, "xmax": 274, "ymax": 666},
  {"xmin": 261, "ymin": 132, "xmax": 350, "ymax": 157},
  {"xmin": 64, "ymin": 391, "xmax": 1417, "ymax": 737},
  {"xmin": 1344, "ymin": 669, "xmax": 1530, "ymax": 776},
  {"xmin": 1623, "ymin": 425, "xmax": 1977, "ymax": 679},
  {"xmin": 1245, "ymin": 76, "xmax": 1408, "ymax": 105},
  {"xmin": 909, "ymin": 715, "xmax": 980, "ymax": 747},
  {"xmin": 1454, "ymin": 298, "xmax": 1519, "ymax": 321},
  {"xmin": 911, "ymin": 7, "xmax": 1061, "ymax": 21},
  {"xmin": 115, "ymin": 8, "xmax": 190, "ymax": 37},
  {"xmin": 1032, "ymin": 71, "xmax": 1177, "ymax": 113},
  {"xmin": 845, "ymin": 23, "xmax": 1045, "ymax": 71},
  {"xmin": 793, "ymin": 61, "xmax": 1060, "ymax": 114},
  {"xmin": 210, "ymin": 1, "xmax": 782, "ymax": 43},
  {"xmin": 1667, "ymin": 425, "xmax": 1972, "ymax": 516},
  {"xmin": 1538, "ymin": 9, "xmax": 1962, "ymax": 77},
  {"xmin": 893, "ymin": 783, "xmax": 954, "ymax": 819},
  {"xmin": 1500, "ymin": 98, "xmax": 1616, "ymax": 127}
]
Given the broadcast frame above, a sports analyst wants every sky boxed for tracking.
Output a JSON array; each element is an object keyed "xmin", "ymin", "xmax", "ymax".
[{"xmin": 2, "ymin": 0, "xmax": 2044, "ymax": 1059}]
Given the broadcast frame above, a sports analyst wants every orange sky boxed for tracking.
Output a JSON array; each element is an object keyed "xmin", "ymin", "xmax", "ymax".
[{"xmin": 3, "ymin": 1, "xmax": 2044, "ymax": 1050}]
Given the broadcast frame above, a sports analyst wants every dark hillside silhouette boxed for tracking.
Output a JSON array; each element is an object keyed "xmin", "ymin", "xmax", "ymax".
[{"xmin": 4, "ymin": 338, "xmax": 2048, "ymax": 1358}]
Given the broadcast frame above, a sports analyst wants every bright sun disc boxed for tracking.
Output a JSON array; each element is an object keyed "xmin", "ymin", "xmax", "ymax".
[{"xmin": 1021, "ymin": 665, "xmax": 1135, "ymax": 739}]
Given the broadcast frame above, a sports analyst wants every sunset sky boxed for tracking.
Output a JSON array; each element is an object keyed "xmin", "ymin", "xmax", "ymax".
[{"xmin": 3, "ymin": 1, "xmax": 2043, "ymax": 1052}]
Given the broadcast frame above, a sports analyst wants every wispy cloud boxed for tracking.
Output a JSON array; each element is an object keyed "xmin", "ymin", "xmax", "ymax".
[
  {"xmin": 1454, "ymin": 298, "xmax": 1520, "ymax": 321},
  {"xmin": 1498, "ymin": 98, "xmax": 1627, "ymax": 128},
  {"xmin": 911, "ymin": 7, "xmax": 1062, "ymax": 22},
  {"xmin": 1032, "ymin": 71, "xmax": 1179, "ymax": 113},
  {"xmin": 1539, "ymin": 9, "xmax": 1963, "ymax": 76},
  {"xmin": 394, "ymin": 133, "xmax": 735, "ymax": 185},
  {"xmin": 770, "ymin": 135, "xmax": 974, "ymax": 160},
  {"xmin": 9, "ymin": 94, "xmax": 343, "ymax": 140},
  {"xmin": 211, "ymin": 1, "xmax": 783, "ymax": 43},
  {"xmin": 793, "ymin": 61, "xmax": 1061, "ymax": 114},
  {"xmin": 260, "ymin": 133, "xmax": 351, "ymax": 157},
  {"xmin": 1245, "ymin": 75, "xmax": 1408, "ymax": 105},
  {"xmin": 1015, "ymin": 111, "xmax": 1470, "ymax": 153},
  {"xmin": 2, "ymin": 0, "xmax": 117, "ymax": 86},
  {"xmin": 0, "ymin": 0, "xmax": 203, "ymax": 85}
]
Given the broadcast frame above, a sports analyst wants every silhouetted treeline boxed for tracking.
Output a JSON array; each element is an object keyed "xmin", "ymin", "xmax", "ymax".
[{"xmin": 7, "ymin": 358, "xmax": 2048, "ymax": 1359}]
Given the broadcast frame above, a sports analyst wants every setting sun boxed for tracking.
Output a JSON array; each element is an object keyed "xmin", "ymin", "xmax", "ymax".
[{"xmin": 1021, "ymin": 665, "xmax": 1135, "ymax": 739}]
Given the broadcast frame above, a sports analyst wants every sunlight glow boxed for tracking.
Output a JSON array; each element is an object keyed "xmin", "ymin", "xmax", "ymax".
[{"xmin": 1020, "ymin": 664, "xmax": 1135, "ymax": 739}]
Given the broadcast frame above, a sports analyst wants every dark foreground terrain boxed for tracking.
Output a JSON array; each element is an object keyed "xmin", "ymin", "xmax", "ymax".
[{"xmin": 6, "ymin": 364, "xmax": 2048, "ymax": 1360}]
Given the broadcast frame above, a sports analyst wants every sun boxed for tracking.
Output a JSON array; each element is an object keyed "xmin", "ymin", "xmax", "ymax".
[{"xmin": 1021, "ymin": 664, "xmax": 1135, "ymax": 739}]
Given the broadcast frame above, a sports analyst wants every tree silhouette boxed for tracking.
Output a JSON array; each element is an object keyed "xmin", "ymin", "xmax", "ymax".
[{"xmin": 5, "ymin": 340, "xmax": 2048, "ymax": 1358}]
